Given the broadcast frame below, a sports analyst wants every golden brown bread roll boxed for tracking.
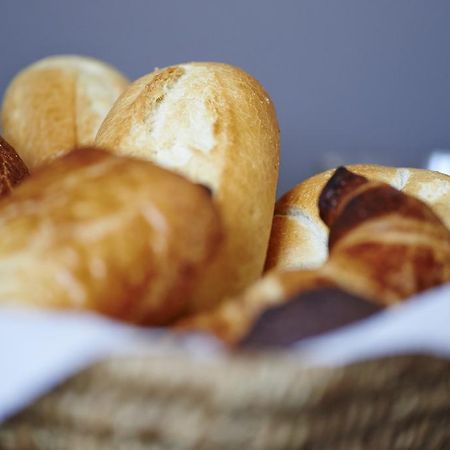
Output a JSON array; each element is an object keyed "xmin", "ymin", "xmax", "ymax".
[
  {"xmin": 266, "ymin": 164, "xmax": 450, "ymax": 271},
  {"xmin": 1, "ymin": 55, "xmax": 129, "ymax": 170},
  {"xmin": 0, "ymin": 148, "xmax": 222, "ymax": 324},
  {"xmin": 96, "ymin": 62, "xmax": 280, "ymax": 312},
  {"xmin": 0, "ymin": 135, "xmax": 29, "ymax": 197},
  {"xmin": 180, "ymin": 167, "xmax": 450, "ymax": 343}
]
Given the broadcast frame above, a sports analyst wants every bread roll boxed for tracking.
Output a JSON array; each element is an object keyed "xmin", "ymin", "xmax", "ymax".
[
  {"xmin": 1, "ymin": 55, "xmax": 128, "ymax": 170},
  {"xmin": 266, "ymin": 164, "xmax": 450, "ymax": 271},
  {"xmin": 181, "ymin": 167, "xmax": 450, "ymax": 343},
  {"xmin": 0, "ymin": 148, "xmax": 221, "ymax": 324},
  {"xmin": 0, "ymin": 135, "xmax": 29, "ymax": 197},
  {"xmin": 96, "ymin": 62, "xmax": 280, "ymax": 312}
]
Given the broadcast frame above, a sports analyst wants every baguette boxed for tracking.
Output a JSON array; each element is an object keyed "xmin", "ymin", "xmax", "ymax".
[
  {"xmin": 0, "ymin": 148, "xmax": 222, "ymax": 324},
  {"xmin": 96, "ymin": 62, "xmax": 280, "ymax": 312},
  {"xmin": 266, "ymin": 164, "xmax": 450, "ymax": 271},
  {"xmin": 1, "ymin": 55, "xmax": 129, "ymax": 170}
]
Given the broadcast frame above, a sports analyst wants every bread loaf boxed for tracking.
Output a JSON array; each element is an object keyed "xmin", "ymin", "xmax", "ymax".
[
  {"xmin": 96, "ymin": 62, "xmax": 280, "ymax": 312},
  {"xmin": 266, "ymin": 164, "xmax": 450, "ymax": 271},
  {"xmin": 0, "ymin": 148, "xmax": 222, "ymax": 324},
  {"xmin": 181, "ymin": 167, "xmax": 450, "ymax": 343},
  {"xmin": 1, "ymin": 55, "xmax": 128, "ymax": 170},
  {"xmin": 0, "ymin": 135, "xmax": 29, "ymax": 197}
]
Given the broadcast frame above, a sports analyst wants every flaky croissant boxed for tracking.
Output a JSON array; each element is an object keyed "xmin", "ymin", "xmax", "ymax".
[
  {"xmin": 179, "ymin": 167, "xmax": 450, "ymax": 343},
  {"xmin": 320, "ymin": 167, "xmax": 450, "ymax": 302}
]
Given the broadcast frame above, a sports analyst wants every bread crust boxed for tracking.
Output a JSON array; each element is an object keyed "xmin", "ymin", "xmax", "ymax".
[
  {"xmin": 96, "ymin": 62, "xmax": 280, "ymax": 312},
  {"xmin": 182, "ymin": 168, "xmax": 450, "ymax": 343},
  {"xmin": 0, "ymin": 135, "xmax": 29, "ymax": 197},
  {"xmin": 1, "ymin": 55, "xmax": 129, "ymax": 170},
  {"xmin": 266, "ymin": 165, "xmax": 450, "ymax": 271},
  {"xmin": 0, "ymin": 148, "xmax": 222, "ymax": 324}
]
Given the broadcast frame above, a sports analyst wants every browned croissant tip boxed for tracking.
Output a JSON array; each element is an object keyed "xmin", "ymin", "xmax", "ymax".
[
  {"xmin": 0, "ymin": 135, "xmax": 30, "ymax": 197},
  {"xmin": 318, "ymin": 166, "xmax": 368, "ymax": 227}
]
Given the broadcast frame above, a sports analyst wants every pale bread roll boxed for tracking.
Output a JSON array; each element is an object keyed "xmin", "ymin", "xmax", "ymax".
[
  {"xmin": 1, "ymin": 55, "xmax": 128, "ymax": 169},
  {"xmin": 266, "ymin": 165, "xmax": 450, "ymax": 271},
  {"xmin": 96, "ymin": 62, "xmax": 280, "ymax": 312},
  {"xmin": 0, "ymin": 148, "xmax": 222, "ymax": 324}
]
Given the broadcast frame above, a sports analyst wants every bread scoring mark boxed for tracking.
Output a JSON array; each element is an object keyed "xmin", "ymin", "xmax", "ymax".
[
  {"xmin": 29, "ymin": 55, "xmax": 127, "ymax": 147},
  {"xmin": 391, "ymin": 168, "xmax": 410, "ymax": 191},
  {"xmin": 143, "ymin": 65, "xmax": 221, "ymax": 190},
  {"xmin": 144, "ymin": 68, "xmax": 184, "ymax": 117},
  {"xmin": 418, "ymin": 180, "xmax": 449, "ymax": 202},
  {"xmin": 75, "ymin": 69, "xmax": 125, "ymax": 145},
  {"xmin": 150, "ymin": 67, "xmax": 217, "ymax": 153},
  {"xmin": 275, "ymin": 207, "xmax": 329, "ymax": 268},
  {"xmin": 278, "ymin": 207, "xmax": 327, "ymax": 245}
]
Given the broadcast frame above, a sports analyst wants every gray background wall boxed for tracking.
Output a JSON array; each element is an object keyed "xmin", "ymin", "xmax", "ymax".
[{"xmin": 1, "ymin": 0, "xmax": 449, "ymax": 195}]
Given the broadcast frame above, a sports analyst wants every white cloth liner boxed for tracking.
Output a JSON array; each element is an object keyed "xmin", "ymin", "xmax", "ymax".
[{"xmin": 1, "ymin": 283, "xmax": 449, "ymax": 422}]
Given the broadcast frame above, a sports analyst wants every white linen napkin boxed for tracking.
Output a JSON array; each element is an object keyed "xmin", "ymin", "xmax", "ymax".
[{"xmin": 1, "ymin": 283, "xmax": 449, "ymax": 422}]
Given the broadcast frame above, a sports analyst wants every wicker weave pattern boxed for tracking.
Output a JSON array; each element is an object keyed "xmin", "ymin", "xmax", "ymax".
[{"xmin": 1, "ymin": 353, "xmax": 449, "ymax": 449}]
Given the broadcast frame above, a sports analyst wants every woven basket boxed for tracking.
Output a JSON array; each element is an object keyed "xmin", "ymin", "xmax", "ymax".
[{"xmin": 1, "ymin": 351, "xmax": 449, "ymax": 449}]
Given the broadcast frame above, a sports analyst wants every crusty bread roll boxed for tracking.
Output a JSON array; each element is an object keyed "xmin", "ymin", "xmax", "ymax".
[
  {"xmin": 96, "ymin": 62, "xmax": 280, "ymax": 312},
  {"xmin": 1, "ymin": 55, "xmax": 128, "ymax": 170},
  {"xmin": 266, "ymin": 164, "xmax": 450, "ymax": 271},
  {"xmin": 0, "ymin": 135, "xmax": 29, "ymax": 197},
  {"xmin": 181, "ymin": 167, "xmax": 450, "ymax": 343},
  {"xmin": 0, "ymin": 148, "xmax": 221, "ymax": 324}
]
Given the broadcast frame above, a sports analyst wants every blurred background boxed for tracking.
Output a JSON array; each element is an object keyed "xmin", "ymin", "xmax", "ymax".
[{"xmin": 1, "ymin": 0, "xmax": 449, "ymax": 195}]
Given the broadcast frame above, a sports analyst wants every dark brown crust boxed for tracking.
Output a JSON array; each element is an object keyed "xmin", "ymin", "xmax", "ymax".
[
  {"xmin": 321, "ymin": 168, "xmax": 450, "ymax": 304},
  {"xmin": 328, "ymin": 184, "xmax": 443, "ymax": 250},
  {"xmin": 319, "ymin": 167, "xmax": 368, "ymax": 227},
  {"xmin": 0, "ymin": 135, "xmax": 29, "ymax": 197},
  {"xmin": 240, "ymin": 287, "xmax": 381, "ymax": 347}
]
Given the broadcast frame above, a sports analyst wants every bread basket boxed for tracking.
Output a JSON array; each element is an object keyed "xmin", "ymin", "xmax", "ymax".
[
  {"xmin": 1, "ymin": 283, "xmax": 449, "ymax": 450},
  {"xmin": 1, "ymin": 351, "xmax": 449, "ymax": 450}
]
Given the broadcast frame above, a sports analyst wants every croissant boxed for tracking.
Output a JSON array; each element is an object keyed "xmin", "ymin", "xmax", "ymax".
[
  {"xmin": 0, "ymin": 135, "xmax": 29, "ymax": 197},
  {"xmin": 320, "ymin": 167, "xmax": 450, "ymax": 302},
  {"xmin": 179, "ymin": 167, "xmax": 450, "ymax": 343},
  {"xmin": 266, "ymin": 164, "xmax": 450, "ymax": 271}
]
